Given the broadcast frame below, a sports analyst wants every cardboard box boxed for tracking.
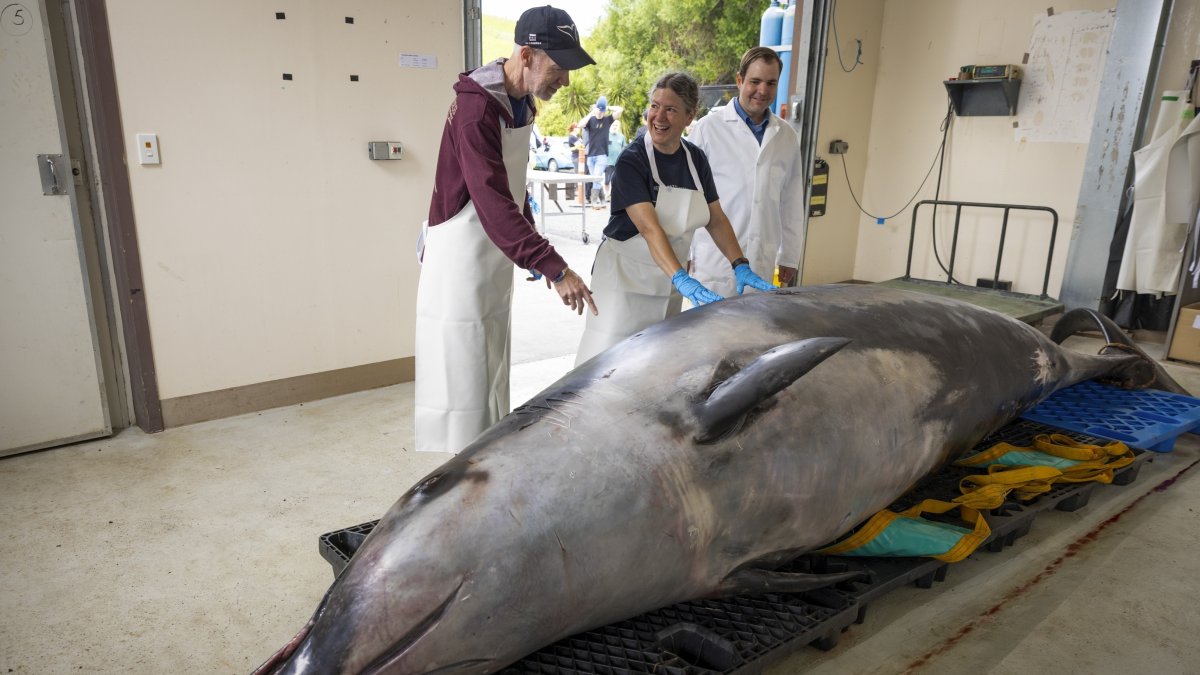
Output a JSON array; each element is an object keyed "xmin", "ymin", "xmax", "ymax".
[{"xmin": 1168, "ymin": 302, "xmax": 1200, "ymax": 364}]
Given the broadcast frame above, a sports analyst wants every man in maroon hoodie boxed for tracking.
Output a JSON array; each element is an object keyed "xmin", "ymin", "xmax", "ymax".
[{"xmin": 415, "ymin": 6, "xmax": 598, "ymax": 454}]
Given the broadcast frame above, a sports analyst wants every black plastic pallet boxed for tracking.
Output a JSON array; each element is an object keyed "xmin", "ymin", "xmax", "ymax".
[{"xmin": 316, "ymin": 420, "xmax": 1152, "ymax": 674}]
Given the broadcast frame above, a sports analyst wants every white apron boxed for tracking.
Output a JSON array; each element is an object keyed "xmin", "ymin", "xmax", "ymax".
[
  {"xmin": 575, "ymin": 134, "xmax": 710, "ymax": 365},
  {"xmin": 414, "ymin": 120, "xmax": 532, "ymax": 453},
  {"xmin": 1116, "ymin": 91, "xmax": 1194, "ymax": 295}
]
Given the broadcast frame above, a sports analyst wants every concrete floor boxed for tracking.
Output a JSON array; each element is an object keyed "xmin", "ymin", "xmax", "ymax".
[{"xmin": 3, "ymin": 215, "xmax": 1200, "ymax": 674}]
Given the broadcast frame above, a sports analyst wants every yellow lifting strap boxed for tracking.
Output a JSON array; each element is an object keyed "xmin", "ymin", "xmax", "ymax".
[
  {"xmin": 954, "ymin": 465, "xmax": 1061, "ymax": 508},
  {"xmin": 954, "ymin": 434, "xmax": 1134, "ymax": 508},
  {"xmin": 959, "ymin": 433, "xmax": 1131, "ymax": 464},
  {"xmin": 817, "ymin": 499, "xmax": 990, "ymax": 563},
  {"xmin": 817, "ymin": 436, "xmax": 1134, "ymax": 563}
]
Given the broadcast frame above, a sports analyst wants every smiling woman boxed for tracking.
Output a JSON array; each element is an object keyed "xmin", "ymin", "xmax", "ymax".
[
  {"xmin": 573, "ymin": 73, "xmax": 775, "ymax": 365},
  {"xmin": 644, "ymin": 75, "xmax": 698, "ymax": 155}
]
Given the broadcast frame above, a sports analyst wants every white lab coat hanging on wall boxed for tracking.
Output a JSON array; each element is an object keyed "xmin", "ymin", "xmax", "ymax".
[
  {"xmin": 1172, "ymin": 113, "xmax": 1200, "ymax": 289},
  {"xmin": 1117, "ymin": 91, "xmax": 1200, "ymax": 295}
]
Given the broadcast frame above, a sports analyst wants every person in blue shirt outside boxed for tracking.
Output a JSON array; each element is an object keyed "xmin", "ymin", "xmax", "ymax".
[
  {"xmin": 581, "ymin": 95, "xmax": 615, "ymax": 206},
  {"xmin": 574, "ymin": 72, "xmax": 774, "ymax": 365}
]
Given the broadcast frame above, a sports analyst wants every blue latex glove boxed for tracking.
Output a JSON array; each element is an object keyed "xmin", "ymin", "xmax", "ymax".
[
  {"xmin": 734, "ymin": 263, "xmax": 775, "ymax": 295},
  {"xmin": 526, "ymin": 269, "xmax": 543, "ymax": 281},
  {"xmin": 671, "ymin": 270, "xmax": 724, "ymax": 306}
]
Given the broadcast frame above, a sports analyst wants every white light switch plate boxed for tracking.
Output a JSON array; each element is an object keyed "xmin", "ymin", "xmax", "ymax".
[{"xmin": 136, "ymin": 133, "xmax": 160, "ymax": 165}]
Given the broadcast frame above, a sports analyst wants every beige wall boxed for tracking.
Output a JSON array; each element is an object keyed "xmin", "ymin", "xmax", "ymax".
[
  {"xmin": 844, "ymin": 0, "xmax": 1115, "ymax": 294},
  {"xmin": 106, "ymin": 1, "xmax": 459, "ymax": 401},
  {"xmin": 801, "ymin": 0, "xmax": 885, "ymax": 285}
]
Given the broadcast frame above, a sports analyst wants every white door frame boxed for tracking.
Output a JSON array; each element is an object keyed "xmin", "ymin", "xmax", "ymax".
[{"xmin": 66, "ymin": 0, "xmax": 164, "ymax": 436}]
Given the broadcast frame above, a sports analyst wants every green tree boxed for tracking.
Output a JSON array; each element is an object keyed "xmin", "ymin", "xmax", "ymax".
[
  {"xmin": 482, "ymin": 1, "xmax": 767, "ymax": 140},
  {"xmin": 589, "ymin": 0, "xmax": 767, "ymax": 136}
]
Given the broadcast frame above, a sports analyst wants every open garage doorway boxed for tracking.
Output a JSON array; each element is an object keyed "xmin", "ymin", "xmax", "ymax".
[{"xmin": 475, "ymin": 1, "xmax": 612, "ymax": 404}]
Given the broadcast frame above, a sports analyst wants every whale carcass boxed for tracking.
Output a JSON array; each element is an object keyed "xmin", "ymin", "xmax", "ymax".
[{"xmin": 256, "ymin": 284, "xmax": 1184, "ymax": 674}]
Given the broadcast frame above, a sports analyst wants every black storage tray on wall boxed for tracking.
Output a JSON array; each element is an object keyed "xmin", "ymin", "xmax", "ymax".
[{"xmin": 944, "ymin": 79, "xmax": 1022, "ymax": 116}]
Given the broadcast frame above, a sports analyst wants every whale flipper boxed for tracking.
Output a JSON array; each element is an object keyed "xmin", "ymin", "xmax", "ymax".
[
  {"xmin": 716, "ymin": 567, "xmax": 868, "ymax": 596},
  {"xmin": 695, "ymin": 337, "xmax": 850, "ymax": 443}
]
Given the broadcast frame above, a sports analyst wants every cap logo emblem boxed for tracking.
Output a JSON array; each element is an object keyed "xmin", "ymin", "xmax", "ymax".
[{"xmin": 555, "ymin": 24, "xmax": 578, "ymax": 42}]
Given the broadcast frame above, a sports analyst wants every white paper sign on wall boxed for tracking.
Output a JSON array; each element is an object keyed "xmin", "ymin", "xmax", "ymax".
[
  {"xmin": 1015, "ymin": 9, "xmax": 1115, "ymax": 144},
  {"xmin": 399, "ymin": 53, "xmax": 438, "ymax": 69}
]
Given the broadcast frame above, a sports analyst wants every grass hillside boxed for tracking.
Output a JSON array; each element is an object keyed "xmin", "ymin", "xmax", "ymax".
[{"xmin": 482, "ymin": 15, "xmax": 515, "ymax": 63}]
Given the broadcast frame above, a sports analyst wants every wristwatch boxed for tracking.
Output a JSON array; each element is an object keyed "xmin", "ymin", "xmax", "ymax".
[
  {"xmin": 730, "ymin": 257, "xmax": 749, "ymax": 270},
  {"xmin": 553, "ymin": 268, "xmax": 568, "ymax": 283}
]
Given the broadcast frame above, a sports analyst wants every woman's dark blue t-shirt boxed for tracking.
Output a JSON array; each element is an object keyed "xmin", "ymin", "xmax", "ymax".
[{"xmin": 604, "ymin": 138, "xmax": 720, "ymax": 241}]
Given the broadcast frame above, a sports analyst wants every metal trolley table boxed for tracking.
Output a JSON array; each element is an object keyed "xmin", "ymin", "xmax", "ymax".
[{"xmin": 527, "ymin": 169, "xmax": 604, "ymax": 244}]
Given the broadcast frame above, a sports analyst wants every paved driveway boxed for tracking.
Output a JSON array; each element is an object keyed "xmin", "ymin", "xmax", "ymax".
[{"xmin": 511, "ymin": 202, "xmax": 609, "ymax": 403}]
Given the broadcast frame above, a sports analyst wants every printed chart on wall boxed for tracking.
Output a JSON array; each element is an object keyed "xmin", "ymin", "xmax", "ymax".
[{"xmin": 1015, "ymin": 9, "xmax": 1115, "ymax": 143}]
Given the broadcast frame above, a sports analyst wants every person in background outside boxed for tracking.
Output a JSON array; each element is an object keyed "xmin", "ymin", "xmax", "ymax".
[
  {"xmin": 566, "ymin": 122, "xmax": 583, "ymax": 173},
  {"xmin": 604, "ymin": 122, "xmax": 625, "ymax": 205},
  {"xmin": 687, "ymin": 46, "xmax": 806, "ymax": 295},
  {"xmin": 415, "ymin": 5, "xmax": 598, "ymax": 454},
  {"xmin": 581, "ymin": 95, "xmax": 615, "ymax": 206},
  {"xmin": 574, "ymin": 72, "xmax": 774, "ymax": 365}
]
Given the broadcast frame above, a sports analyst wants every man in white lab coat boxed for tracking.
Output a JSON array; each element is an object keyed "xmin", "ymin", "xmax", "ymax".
[{"xmin": 688, "ymin": 46, "xmax": 806, "ymax": 295}]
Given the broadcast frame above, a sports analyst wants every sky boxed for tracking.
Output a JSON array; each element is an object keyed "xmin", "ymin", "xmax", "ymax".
[{"xmin": 482, "ymin": 1, "xmax": 610, "ymax": 36}]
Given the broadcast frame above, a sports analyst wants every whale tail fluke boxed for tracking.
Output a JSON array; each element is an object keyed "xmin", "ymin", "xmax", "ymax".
[{"xmin": 1051, "ymin": 308, "xmax": 1189, "ymax": 395}]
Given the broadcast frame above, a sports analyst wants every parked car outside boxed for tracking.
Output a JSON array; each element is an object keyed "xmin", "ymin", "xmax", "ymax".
[{"xmin": 531, "ymin": 136, "xmax": 578, "ymax": 172}]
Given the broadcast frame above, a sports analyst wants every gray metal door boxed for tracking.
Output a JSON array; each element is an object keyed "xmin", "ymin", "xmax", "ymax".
[{"xmin": 0, "ymin": 1, "xmax": 110, "ymax": 455}]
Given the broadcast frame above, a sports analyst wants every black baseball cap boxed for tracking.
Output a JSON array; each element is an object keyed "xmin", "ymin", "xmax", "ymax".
[{"xmin": 515, "ymin": 6, "xmax": 596, "ymax": 70}]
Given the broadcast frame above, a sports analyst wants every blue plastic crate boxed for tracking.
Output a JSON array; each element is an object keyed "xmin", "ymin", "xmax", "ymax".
[{"xmin": 1021, "ymin": 380, "xmax": 1200, "ymax": 452}]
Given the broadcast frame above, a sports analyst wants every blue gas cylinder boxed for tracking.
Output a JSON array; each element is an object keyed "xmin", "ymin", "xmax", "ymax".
[
  {"xmin": 759, "ymin": 0, "xmax": 784, "ymax": 47},
  {"xmin": 780, "ymin": 0, "xmax": 796, "ymax": 46},
  {"xmin": 775, "ymin": 49, "xmax": 791, "ymax": 114},
  {"xmin": 775, "ymin": 0, "xmax": 795, "ymax": 114}
]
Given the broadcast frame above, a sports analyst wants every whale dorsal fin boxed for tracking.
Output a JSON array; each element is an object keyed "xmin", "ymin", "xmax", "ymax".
[{"xmin": 695, "ymin": 337, "xmax": 850, "ymax": 443}]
